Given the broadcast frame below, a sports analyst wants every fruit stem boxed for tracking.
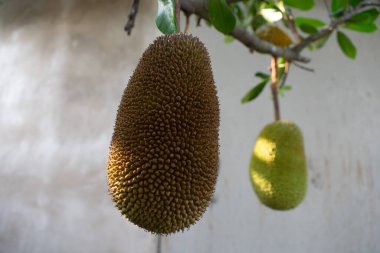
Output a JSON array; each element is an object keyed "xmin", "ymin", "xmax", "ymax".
[
  {"xmin": 271, "ymin": 57, "xmax": 281, "ymax": 121},
  {"xmin": 157, "ymin": 235, "xmax": 162, "ymax": 253},
  {"xmin": 175, "ymin": 0, "xmax": 181, "ymax": 32}
]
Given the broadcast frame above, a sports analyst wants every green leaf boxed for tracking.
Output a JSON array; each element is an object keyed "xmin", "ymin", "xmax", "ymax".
[
  {"xmin": 241, "ymin": 80, "xmax": 269, "ymax": 104},
  {"xmin": 155, "ymin": 0, "xmax": 178, "ymax": 34},
  {"xmin": 283, "ymin": 0, "xmax": 314, "ymax": 11},
  {"xmin": 278, "ymin": 85, "xmax": 292, "ymax": 97},
  {"xmin": 299, "ymin": 23, "xmax": 318, "ymax": 34},
  {"xmin": 277, "ymin": 57, "xmax": 286, "ymax": 80},
  {"xmin": 337, "ymin": 31, "xmax": 356, "ymax": 59},
  {"xmin": 258, "ymin": 1, "xmax": 274, "ymax": 10},
  {"xmin": 276, "ymin": 1, "xmax": 286, "ymax": 13},
  {"xmin": 332, "ymin": 8, "xmax": 345, "ymax": 18},
  {"xmin": 331, "ymin": 0, "xmax": 347, "ymax": 14},
  {"xmin": 348, "ymin": 8, "xmax": 379, "ymax": 24},
  {"xmin": 308, "ymin": 35, "xmax": 330, "ymax": 50},
  {"xmin": 209, "ymin": 0, "xmax": 237, "ymax": 34},
  {"xmin": 344, "ymin": 22, "xmax": 377, "ymax": 33},
  {"xmin": 277, "ymin": 57, "xmax": 286, "ymax": 68},
  {"xmin": 281, "ymin": 85, "xmax": 292, "ymax": 91},
  {"xmin": 232, "ymin": 2, "xmax": 251, "ymax": 28},
  {"xmin": 255, "ymin": 72, "xmax": 270, "ymax": 79},
  {"xmin": 295, "ymin": 17, "xmax": 325, "ymax": 28},
  {"xmin": 232, "ymin": 3, "xmax": 244, "ymax": 20},
  {"xmin": 349, "ymin": 0, "xmax": 361, "ymax": 7},
  {"xmin": 251, "ymin": 15, "xmax": 267, "ymax": 31},
  {"xmin": 224, "ymin": 35, "xmax": 235, "ymax": 44}
]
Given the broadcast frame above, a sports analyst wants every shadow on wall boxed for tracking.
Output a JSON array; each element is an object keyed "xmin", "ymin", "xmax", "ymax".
[
  {"xmin": 0, "ymin": 1, "xmax": 159, "ymax": 253},
  {"xmin": 0, "ymin": 0, "xmax": 157, "ymax": 150}
]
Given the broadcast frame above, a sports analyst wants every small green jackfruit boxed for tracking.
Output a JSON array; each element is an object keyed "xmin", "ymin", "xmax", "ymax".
[
  {"xmin": 107, "ymin": 34, "xmax": 219, "ymax": 234},
  {"xmin": 249, "ymin": 121, "xmax": 307, "ymax": 210}
]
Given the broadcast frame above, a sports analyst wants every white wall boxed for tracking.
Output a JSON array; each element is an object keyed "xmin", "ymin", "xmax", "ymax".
[{"xmin": 0, "ymin": 1, "xmax": 379, "ymax": 253}]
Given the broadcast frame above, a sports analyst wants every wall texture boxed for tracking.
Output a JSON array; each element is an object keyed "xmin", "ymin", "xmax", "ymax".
[{"xmin": 0, "ymin": 1, "xmax": 379, "ymax": 253}]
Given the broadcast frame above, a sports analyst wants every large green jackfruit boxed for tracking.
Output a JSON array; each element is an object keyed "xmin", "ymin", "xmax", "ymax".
[
  {"xmin": 107, "ymin": 34, "xmax": 219, "ymax": 234},
  {"xmin": 249, "ymin": 121, "xmax": 307, "ymax": 210}
]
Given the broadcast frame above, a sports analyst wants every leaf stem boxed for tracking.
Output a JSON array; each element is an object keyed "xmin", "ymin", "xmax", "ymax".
[{"xmin": 271, "ymin": 57, "xmax": 281, "ymax": 121}]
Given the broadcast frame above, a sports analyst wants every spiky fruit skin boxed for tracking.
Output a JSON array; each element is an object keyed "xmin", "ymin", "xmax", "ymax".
[
  {"xmin": 249, "ymin": 121, "xmax": 307, "ymax": 210},
  {"xmin": 107, "ymin": 34, "xmax": 219, "ymax": 234}
]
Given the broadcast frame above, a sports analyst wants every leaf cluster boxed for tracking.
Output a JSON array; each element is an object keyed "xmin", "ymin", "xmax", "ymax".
[
  {"xmin": 241, "ymin": 58, "xmax": 291, "ymax": 104},
  {"xmin": 154, "ymin": 0, "xmax": 379, "ymax": 104}
]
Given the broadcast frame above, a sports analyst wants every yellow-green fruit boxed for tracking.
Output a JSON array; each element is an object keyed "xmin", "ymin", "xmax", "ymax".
[
  {"xmin": 249, "ymin": 121, "xmax": 307, "ymax": 210},
  {"xmin": 107, "ymin": 34, "xmax": 219, "ymax": 234}
]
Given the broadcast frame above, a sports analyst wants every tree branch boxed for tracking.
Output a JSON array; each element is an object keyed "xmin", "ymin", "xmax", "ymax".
[
  {"xmin": 179, "ymin": 0, "xmax": 309, "ymax": 62},
  {"xmin": 293, "ymin": 1, "xmax": 380, "ymax": 52},
  {"xmin": 180, "ymin": 0, "xmax": 379, "ymax": 62},
  {"xmin": 124, "ymin": 0, "xmax": 140, "ymax": 35},
  {"xmin": 362, "ymin": 0, "xmax": 380, "ymax": 8},
  {"xmin": 230, "ymin": 27, "xmax": 309, "ymax": 62}
]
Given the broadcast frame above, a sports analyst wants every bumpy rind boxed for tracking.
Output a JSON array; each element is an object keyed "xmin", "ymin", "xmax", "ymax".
[{"xmin": 107, "ymin": 34, "xmax": 220, "ymax": 234}]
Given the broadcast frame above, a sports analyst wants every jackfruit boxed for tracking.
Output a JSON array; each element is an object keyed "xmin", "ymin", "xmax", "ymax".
[
  {"xmin": 249, "ymin": 121, "xmax": 307, "ymax": 210},
  {"xmin": 107, "ymin": 34, "xmax": 219, "ymax": 234}
]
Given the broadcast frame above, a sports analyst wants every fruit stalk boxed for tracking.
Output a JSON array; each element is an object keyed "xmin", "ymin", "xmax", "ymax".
[{"xmin": 271, "ymin": 57, "xmax": 281, "ymax": 121}]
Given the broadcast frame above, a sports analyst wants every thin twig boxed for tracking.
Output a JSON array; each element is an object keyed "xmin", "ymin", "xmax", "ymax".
[
  {"xmin": 271, "ymin": 57, "xmax": 281, "ymax": 121},
  {"xmin": 362, "ymin": 2, "xmax": 380, "ymax": 7},
  {"xmin": 284, "ymin": 7, "xmax": 302, "ymax": 43},
  {"xmin": 293, "ymin": 62, "xmax": 315, "ymax": 72},
  {"xmin": 361, "ymin": 0, "xmax": 380, "ymax": 7},
  {"xmin": 184, "ymin": 12, "xmax": 191, "ymax": 33},
  {"xmin": 279, "ymin": 61, "xmax": 290, "ymax": 87},
  {"xmin": 124, "ymin": 0, "xmax": 140, "ymax": 35},
  {"xmin": 323, "ymin": 0, "xmax": 332, "ymax": 19},
  {"xmin": 293, "ymin": 1, "xmax": 379, "ymax": 52},
  {"xmin": 175, "ymin": 0, "xmax": 181, "ymax": 32}
]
